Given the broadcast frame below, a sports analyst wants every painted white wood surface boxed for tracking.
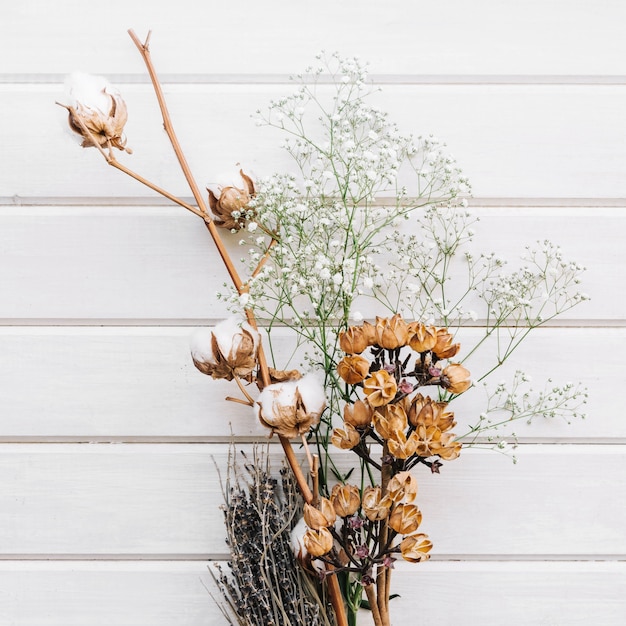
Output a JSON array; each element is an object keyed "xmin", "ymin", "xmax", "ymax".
[
  {"xmin": 0, "ymin": 1, "xmax": 623, "ymax": 624},
  {"xmin": 0, "ymin": 445, "xmax": 622, "ymax": 558},
  {"xmin": 2, "ymin": 0, "xmax": 626, "ymax": 76},
  {"xmin": 0, "ymin": 326, "xmax": 608, "ymax": 440},
  {"xmin": 3, "ymin": 85, "xmax": 626, "ymax": 199},
  {"xmin": 0, "ymin": 561, "xmax": 623, "ymax": 626},
  {"xmin": 0, "ymin": 206, "xmax": 615, "ymax": 321}
]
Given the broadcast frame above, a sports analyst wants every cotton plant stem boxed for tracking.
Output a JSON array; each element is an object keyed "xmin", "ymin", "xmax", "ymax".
[
  {"xmin": 58, "ymin": 104, "xmax": 205, "ymax": 219},
  {"xmin": 127, "ymin": 29, "xmax": 245, "ymax": 292},
  {"xmin": 127, "ymin": 29, "xmax": 346, "ymax": 626}
]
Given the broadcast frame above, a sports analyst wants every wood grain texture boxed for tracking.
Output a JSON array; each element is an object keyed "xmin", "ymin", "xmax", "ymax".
[
  {"xmin": 4, "ymin": 85, "xmax": 626, "ymax": 199},
  {"xmin": 0, "ymin": 444, "xmax": 622, "ymax": 558},
  {"xmin": 0, "ymin": 206, "xmax": 616, "ymax": 321},
  {"xmin": 0, "ymin": 561, "xmax": 624, "ymax": 626},
  {"xmin": 2, "ymin": 0, "xmax": 626, "ymax": 76},
  {"xmin": 0, "ymin": 325, "xmax": 606, "ymax": 440}
]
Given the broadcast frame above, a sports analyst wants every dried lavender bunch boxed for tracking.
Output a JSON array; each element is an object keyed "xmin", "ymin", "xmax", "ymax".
[{"xmin": 212, "ymin": 447, "xmax": 336, "ymax": 626}]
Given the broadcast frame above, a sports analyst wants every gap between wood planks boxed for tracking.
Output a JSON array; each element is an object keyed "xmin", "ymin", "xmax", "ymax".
[{"xmin": 2, "ymin": 73, "xmax": 626, "ymax": 85}]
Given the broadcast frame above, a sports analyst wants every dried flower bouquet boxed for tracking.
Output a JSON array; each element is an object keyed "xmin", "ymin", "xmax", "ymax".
[{"xmin": 59, "ymin": 31, "xmax": 588, "ymax": 626}]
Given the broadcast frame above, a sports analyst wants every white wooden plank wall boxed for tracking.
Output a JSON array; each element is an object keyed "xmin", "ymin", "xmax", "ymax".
[{"xmin": 1, "ymin": 1, "xmax": 625, "ymax": 624}]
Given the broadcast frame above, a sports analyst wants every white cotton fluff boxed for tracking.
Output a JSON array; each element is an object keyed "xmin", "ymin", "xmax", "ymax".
[
  {"xmin": 64, "ymin": 72, "xmax": 117, "ymax": 113},
  {"xmin": 256, "ymin": 374, "xmax": 326, "ymax": 426},
  {"xmin": 189, "ymin": 327, "xmax": 216, "ymax": 363},
  {"xmin": 294, "ymin": 374, "xmax": 326, "ymax": 415},
  {"xmin": 190, "ymin": 318, "xmax": 259, "ymax": 363}
]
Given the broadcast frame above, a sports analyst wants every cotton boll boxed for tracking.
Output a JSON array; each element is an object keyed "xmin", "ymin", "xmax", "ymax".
[
  {"xmin": 295, "ymin": 374, "xmax": 326, "ymax": 415},
  {"xmin": 189, "ymin": 327, "xmax": 216, "ymax": 363},
  {"xmin": 58, "ymin": 72, "xmax": 130, "ymax": 152},
  {"xmin": 64, "ymin": 72, "xmax": 115, "ymax": 114}
]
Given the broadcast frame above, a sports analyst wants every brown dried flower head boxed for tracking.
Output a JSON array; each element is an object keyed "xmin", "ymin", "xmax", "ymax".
[
  {"xmin": 362, "ymin": 485, "xmax": 392, "ymax": 521},
  {"xmin": 374, "ymin": 314, "xmax": 409, "ymax": 350},
  {"xmin": 268, "ymin": 367, "xmax": 302, "ymax": 383},
  {"xmin": 61, "ymin": 73, "xmax": 130, "ymax": 152},
  {"xmin": 256, "ymin": 375, "xmax": 326, "ymax": 438},
  {"xmin": 343, "ymin": 398, "xmax": 374, "ymax": 429},
  {"xmin": 388, "ymin": 503, "xmax": 422, "ymax": 535},
  {"xmin": 387, "ymin": 429, "xmax": 420, "ymax": 460},
  {"xmin": 190, "ymin": 318, "xmax": 260, "ymax": 381},
  {"xmin": 337, "ymin": 355, "xmax": 370, "ymax": 384},
  {"xmin": 207, "ymin": 169, "xmax": 255, "ymax": 230},
  {"xmin": 387, "ymin": 471, "xmax": 418, "ymax": 503},
  {"xmin": 408, "ymin": 394, "xmax": 456, "ymax": 432},
  {"xmin": 363, "ymin": 370, "xmax": 397, "ymax": 407},
  {"xmin": 407, "ymin": 322, "xmax": 438, "ymax": 353},
  {"xmin": 330, "ymin": 483, "xmax": 361, "ymax": 518},
  {"xmin": 373, "ymin": 403, "xmax": 408, "ymax": 440},
  {"xmin": 331, "ymin": 423, "xmax": 361, "ymax": 450},
  {"xmin": 304, "ymin": 499, "xmax": 336, "ymax": 530},
  {"xmin": 303, "ymin": 527, "xmax": 334, "ymax": 557},
  {"xmin": 339, "ymin": 326, "xmax": 369, "ymax": 354},
  {"xmin": 399, "ymin": 533, "xmax": 433, "ymax": 562},
  {"xmin": 432, "ymin": 328, "xmax": 461, "ymax": 360},
  {"xmin": 441, "ymin": 363, "xmax": 472, "ymax": 394},
  {"xmin": 361, "ymin": 321, "xmax": 378, "ymax": 346},
  {"xmin": 415, "ymin": 425, "xmax": 462, "ymax": 460}
]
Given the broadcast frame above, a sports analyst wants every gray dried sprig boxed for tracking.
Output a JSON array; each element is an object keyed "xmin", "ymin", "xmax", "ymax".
[{"xmin": 211, "ymin": 446, "xmax": 336, "ymax": 626}]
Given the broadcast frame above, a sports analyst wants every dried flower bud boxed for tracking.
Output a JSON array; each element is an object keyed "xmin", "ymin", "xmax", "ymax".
[
  {"xmin": 436, "ymin": 437, "xmax": 463, "ymax": 461},
  {"xmin": 330, "ymin": 484, "xmax": 361, "ymax": 517},
  {"xmin": 373, "ymin": 403, "xmax": 408, "ymax": 440},
  {"xmin": 303, "ymin": 527, "xmax": 334, "ymax": 557},
  {"xmin": 190, "ymin": 318, "xmax": 260, "ymax": 381},
  {"xmin": 387, "ymin": 429, "xmax": 420, "ymax": 460},
  {"xmin": 256, "ymin": 375, "xmax": 326, "ymax": 438},
  {"xmin": 304, "ymin": 499, "xmax": 336, "ymax": 530},
  {"xmin": 432, "ymin": 328, "xmax": 460, "ymax": 359},
  {"xmin": 399, "ymin": 533, "xmax": 432, "ymax": 562},
  {"xmin": 343, "ymin": 399, "xmax": 374, "ymax": 428},
  {"xmin": 374, "ymin": 314, "xmax": 409, "ymax": 350},
  {"xmin": 207, "ymin": 169, "xmax": 255, "ymax": 230},
  {"xmin": 339, "ymin": 326, "xmax": 369, "ymax": 354},
  {"xmin": 268, "ymin": 367, "xmax": 302, "ymax": 383},
  {"xmin": 337, "ymin": 355, "xmax": 370, "ymax": 384},
  {"xmin": 407, "ymin": 322, "xmax": 438, "ymax": 352},
  {"xmin": 408, "ymin": 394, "xmax": 456, "ymax": 432},
  {"xmin": 387, "ymin": 471, "xmax": 418, "ymax": 503},
  {"xmin": 362, "ymin": 486, "xmax": 392, "ymax": 521},
  {"xmin": 331, "ymin": 424, "xmax": 361, "ymax": 450},
  {"xmin": 60, "ymin": 73, "xmax": 130, "ymax": 152},
  {"xmin": 415, "ymin": 425, "xmax": 462, "ymax": 460},
  {"xmin": 361, "ymin": 321, "xmax": 377, "ymax": 346},
  {"xmin": 388, "ymin": 503, "xmax": 422, "ymax": 535},
  {"xmin": 441, "ymin": 363, "xmax": 472, "ymax": 394},
  {"xmin": 363, "ymin": 370, "xmax": 397, "ymax": 407}
]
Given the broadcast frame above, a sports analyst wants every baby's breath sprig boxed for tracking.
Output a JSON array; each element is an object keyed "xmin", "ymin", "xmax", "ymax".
[{"xmin": 457, "ymin": 371, "xmax": 589, "ymax": 459}]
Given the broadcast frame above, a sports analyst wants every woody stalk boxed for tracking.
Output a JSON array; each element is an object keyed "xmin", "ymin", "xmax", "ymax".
[{"xmin": 58, "ymin": 29, "xmax": 348, "ymax": 626}]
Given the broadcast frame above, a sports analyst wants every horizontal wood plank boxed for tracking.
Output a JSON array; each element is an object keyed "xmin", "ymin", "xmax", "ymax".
[
  {"xmin": 0, "ymin": 325, "xmax": 609, "ymax": 440},
  {"xmin": 2, "ymin": 1, "xmax": 626, "ymax": 76},
  {"xmin": 0, "ymin": 206, "xmax": 616, "ymax": 321},
  {"xmin": 0, "ymin": 444, "xmax": 623, "ymax": 557},
  {"xmin": 0, "ymin": 561, "xmax": 623, "ymax": 626},
  {"xmin": 3, "ymin": 85, "xmax": 626, "ymax": 198}
]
